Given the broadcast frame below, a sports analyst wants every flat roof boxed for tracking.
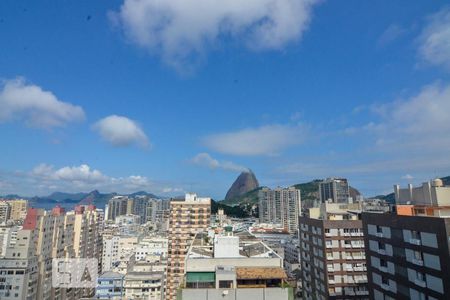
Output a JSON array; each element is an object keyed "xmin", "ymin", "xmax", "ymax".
[{"xmin": 236, "ymin": 267, "xmax": 287, "ymax": 280}]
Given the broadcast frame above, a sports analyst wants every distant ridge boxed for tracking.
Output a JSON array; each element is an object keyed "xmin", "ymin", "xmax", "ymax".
[{"xmin": 0, "ymin": 190, "xmax": 163, "ymax": 210}]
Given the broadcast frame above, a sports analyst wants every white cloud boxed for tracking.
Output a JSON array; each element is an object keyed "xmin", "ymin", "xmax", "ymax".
[
  {"xmin": 93, "ymin": 115, "xmax": 150, "ymax": 148},
  {"xmin": 0, "ymin": 77, "xmax": 85, "ymax": 128},
  {"xmin": 31, "ymin": 164, "xmax": 108, "ymax": 184},
  {"xmin": 190, "ymin": 152, "xmax": 248, "ymax": 172},
  {"xmin": 369, "ymin": 82, "xmax": 450, "ymax": 151},
  {"xmin": 377, "ymin": 24, "xmax": 406, "ymax": 47},
  {"xmin": 112, "ymin": 0, "xmax": 319, "ymax": 71},
  {"xmin": 402, "ymin": 174, "xmax": 414, "ymax": 180},
  {"xmin": 162, "ymin": 187, "xmax": 184, "ymax": 194},
  {"xmin": 203, "ymin": 124, "xmax": 306, "ymax": 156},
  {"xmin": 419, "ymin": 7, "xmax": 450, "ymax": 70}
]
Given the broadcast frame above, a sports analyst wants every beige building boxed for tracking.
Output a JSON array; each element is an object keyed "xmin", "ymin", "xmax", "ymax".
[
  {"xmin": 394, "ymin": 178, "xmax": 450, "ymax": 206},
  {"xmin": 124, "ymin": 271, "xmax": 164, "ymax": 300},
  {"xmin": 0, "ymin": 199, "xmax": 28, "ymax": 222},
  {"xmin": 165, "ymin": 193, "xmax": 211, "ymax": 300},
  {"xmin": 9, "ymin": 199, "xmax": 28, "ymax": 221}
]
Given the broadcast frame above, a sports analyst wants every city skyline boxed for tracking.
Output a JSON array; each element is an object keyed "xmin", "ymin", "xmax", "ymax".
[{"xmin": 1, "ymin": 1, "xmax": 450, "ymax": 199}]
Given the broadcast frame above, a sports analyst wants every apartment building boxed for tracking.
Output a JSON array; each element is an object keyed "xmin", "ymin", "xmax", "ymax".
[
  {"xmin": 319, "ymin": 178, "xmax": 350, "ymax": 203},
  {"xmin": 258, "ymin": 187, "xmax": 301, "ymax": 234},
  {"xmin": 0, "ymin": 224, "xmax": 19, "ymax": 257},
  {"xmin": 299, "ymin": 203, "xmax": 369, "ymax": 300},
  {"xmin": 106, "ymin": 196, "xmax": 129, "ymax": 221},
  {"xmin": 95, "ymin": 271, "xmax": 125, "ymax": 299},
  {"xmin": 0, "ymin": 229, "xmax": 38, "ymax": 300},
  {"xmin": 0, "ymin": 199, "xmax": 28, "ymax": 222},
  {"xmin": 8, "ymin": 199, "xmax": 28, "ymax": 221},
  {"xmin": 0, "ymin": 202, "xmax": 11, "ymax": 223},
  {"xmin": 124, "ymin": 271, "xmax": 164, "ymax": 300},
  {"xmin": 362, "ymin": 211, "xmax": 450, "ymax": 300},
  {"xmin": 177, "ymin": 230, "xmax": 292, "ymax": 300},
  {"xmin": 361, "ymin": 180, "xmax": 450, "ymax": 300},
  {"xmin": 165, "ymin": 193, "xmax": 211, "ymax": 300}
]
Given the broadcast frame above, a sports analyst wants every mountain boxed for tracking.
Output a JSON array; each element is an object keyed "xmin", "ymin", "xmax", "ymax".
[
  {"xmin": 1, "ymin": 190, "xmax": 162, "ymax": 211},
  {"xmin": 222, "ymin": 179, "xmax": 361, "ymax": 210},
  {"xmin": 224, "ymin": 170, "xmax": 259, "ymax": 201},
  {"xmin": 47, "ymin": 191, "xmax": 88, "ymax": 202},
  {"xmin": 221, "ymin": 187, "xmax": 262, "ymax": 206}
]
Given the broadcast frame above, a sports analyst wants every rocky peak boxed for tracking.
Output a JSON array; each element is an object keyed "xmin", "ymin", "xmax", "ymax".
[{"xmin": 225, "ymin": 170, "xmax": 259, "ymax": 200}]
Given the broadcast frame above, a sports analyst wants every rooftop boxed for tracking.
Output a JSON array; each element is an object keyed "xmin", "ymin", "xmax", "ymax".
[{"xmin": 236, "ymin": 267, "xmax": 287, "ymax": 280}]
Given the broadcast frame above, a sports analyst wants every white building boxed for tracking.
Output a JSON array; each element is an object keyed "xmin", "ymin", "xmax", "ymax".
[
  {"xmin": 258, "ymin": 187, "xmax": 301, "ymax": 234},
  {"xmin": 134, "ymin": 236, "xmax": 168, "ymax": 261},
  {"xmin": 394, "ymin": 178, "xmax": 450, "ymax": 206}
]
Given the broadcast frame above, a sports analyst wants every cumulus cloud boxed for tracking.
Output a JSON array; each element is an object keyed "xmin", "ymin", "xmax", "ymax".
[
  {"xmin": 24, "ymin": 163, "xmax": 186, "ymax": 195},
  {"xmin": 402, "ymin": 174, "xmax": 414, "ymax": 180},
  {"xmin": 0, "ymin": 77, "xmax": 85, "ymax": 128},
  {"xmin": 203, "ymin": 124, "xmax": 306, "ymax": 156},
  {"xmin": 31, "ymin": 164, "xmax": 108, "ymax": 184},
  {"xmin": 111, "ymin": 0, "xmax": 319, "ymax": 71},
  {"xmin": 93, "ymin": 115, "xmax": 150, "ymax": 148},
  {"xmin": 190, "ymin": 152, "xmax": 248, "ymax": 172},
  {"xmin": 419, "ymin": 7, "xmax": 450, "ymax": 70}
]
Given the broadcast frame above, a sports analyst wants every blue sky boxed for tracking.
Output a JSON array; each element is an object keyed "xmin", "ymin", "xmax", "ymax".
[{"xmin": 1, "ymin": 0, "xmax": 450, "ymax": 199}]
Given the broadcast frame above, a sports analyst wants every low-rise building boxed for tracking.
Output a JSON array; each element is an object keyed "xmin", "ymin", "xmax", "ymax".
[
  {"xmin": 96, "ymin": 271, "xmax": 125, "ymax": 299},
  {"xmin": 124, "ymin": 271, "xmax": 164, "ymax": 300},
  {"xmin": 177, "ymin": 230, "xmax": 293, "ymax": 300}
]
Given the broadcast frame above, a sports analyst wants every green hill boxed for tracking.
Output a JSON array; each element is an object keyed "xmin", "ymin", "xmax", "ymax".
[
  {"xmin": 211, "ymin": 200, "xmax": 250, "ymax": 218},
  {"xmin": 220, "ymin": 187, "xmax": 262, "ymax": 206}
]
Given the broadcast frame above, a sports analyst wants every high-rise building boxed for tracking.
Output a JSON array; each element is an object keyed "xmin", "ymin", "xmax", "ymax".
[
  {"xmin": 0, "ymin": 199, "xmax": 28, "ymax": 222},
  {"xmin": 0, "ymin": 202, "xmax": 11, "ymax": 223},
  {"xmin": 0, "ymin": 229, "xmax": 38, "ymax": 300},
  {"xmin": 106, "ymin": 196, "xmax": 129, "ymax": 221},
  {"xmin": 258, "ymin": 187, "xmax": 301, "ymax": 234},
  {"xmin": 165, "ymin": 193, "xmax": 211, "ymax": 300},
  {"xmin": 362, "ymin": 180, "xmax": 450, "ymax": 300},
  {"xmin": 8, "ymin": 199, "xmax": 28, "ymax": 221},
  {"xmin": 299, "ymin": 202, "xmax": 369, "ymax": 300},
  {"xmin": 0, "ymin": 224, "xmax": 20, "ymax": 257},
  {"xmin": 319, "ymin": 178, "xmax": 350, "ymax": 203}
]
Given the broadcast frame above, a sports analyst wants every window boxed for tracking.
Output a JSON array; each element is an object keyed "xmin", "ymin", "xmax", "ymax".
[
  {"xmin": 219, "ymin": 280, "xmax": 233, "ymax": 288},
  {"xmin": 380, "ymin": 259, "xmax": 387, "ymax": 268},
  {"xmin": 381, "ymin": 277, "xmax": 389, "ymax": 285},
  {"xmin": 376, "ymin": 225, "xmax": 382, "ymax": 233},
  {"xmin": 379, "ymin": 243, "xmax": 385, "ymax": 250}
]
